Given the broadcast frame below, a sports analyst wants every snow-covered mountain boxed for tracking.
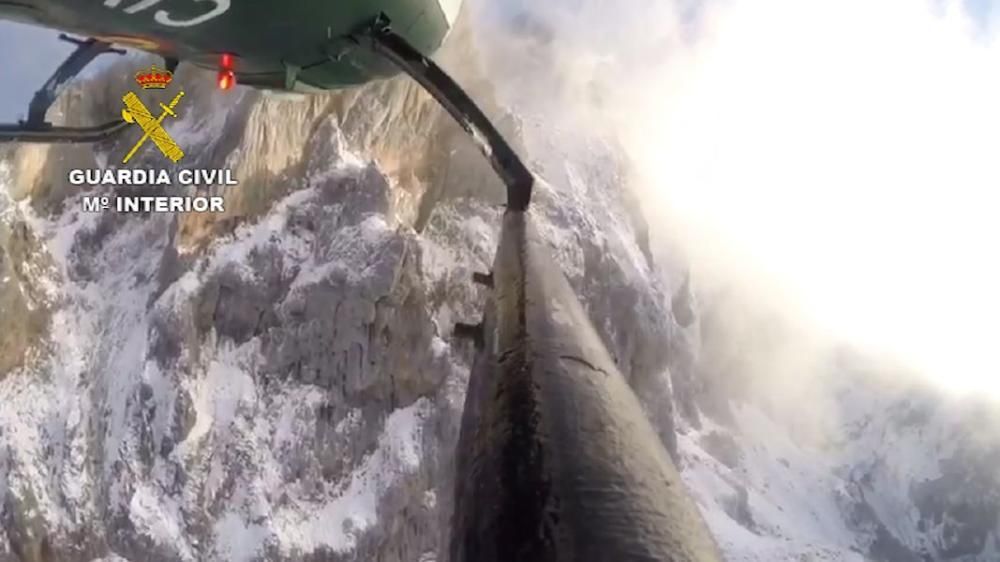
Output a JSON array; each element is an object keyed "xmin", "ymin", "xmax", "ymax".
[
  {"xmin": 1, "ymin": 5, "xmax": 998, "ymax": 562},
  {"xmin": 673, "ymin": 290, "xmax": 1000, "ymax": 562}
]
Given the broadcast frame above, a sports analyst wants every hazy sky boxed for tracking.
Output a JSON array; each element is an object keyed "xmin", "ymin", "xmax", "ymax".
[{"xmin": 963, "ymin": 0, "xmax": 993, "ymax": 22}]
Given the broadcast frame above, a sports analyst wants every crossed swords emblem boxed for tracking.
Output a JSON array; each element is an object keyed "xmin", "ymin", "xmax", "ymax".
[{"xmin": 120, "ymin": 91, "xmax": 185, "ymax": 164}]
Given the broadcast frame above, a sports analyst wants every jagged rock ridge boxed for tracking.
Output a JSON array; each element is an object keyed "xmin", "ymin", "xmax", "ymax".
[
  {"xmin": 0, "ymin": 11, "xmax": 675, "ymax": 561},
  {"xmin": 2, "ymin": 5, "xmax": 999, "ymax": 562}
]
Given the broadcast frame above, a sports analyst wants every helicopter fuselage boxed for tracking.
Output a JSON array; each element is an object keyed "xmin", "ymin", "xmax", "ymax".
[{"xmin": 1, "ymin": 0, "xmax": 460, "ymax": 90}]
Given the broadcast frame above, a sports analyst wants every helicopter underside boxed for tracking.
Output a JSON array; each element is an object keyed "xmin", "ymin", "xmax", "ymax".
[{"xmin": 2, "ymin": 0, "xmax": 456, "ymax": 91}]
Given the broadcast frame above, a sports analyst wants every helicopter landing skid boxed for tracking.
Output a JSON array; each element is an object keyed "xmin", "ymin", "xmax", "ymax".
[{"xmin": 364, "ymin": 17, "xmax": 534, "ymax": 211}]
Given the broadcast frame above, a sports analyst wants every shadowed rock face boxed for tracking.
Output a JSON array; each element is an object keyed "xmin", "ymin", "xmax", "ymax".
[
  {"xmin": 908, "ymin": 426, "xmax": 1000, "ymax": 560},
  {"xmin": 0, "ymin": 217, "xmax": 52, "ymax": 378}
]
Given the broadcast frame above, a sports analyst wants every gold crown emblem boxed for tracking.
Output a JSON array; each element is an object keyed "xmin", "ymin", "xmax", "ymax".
[{"xmin": 135, "ymin": 65, "xmax": 173, "ymax": 89}]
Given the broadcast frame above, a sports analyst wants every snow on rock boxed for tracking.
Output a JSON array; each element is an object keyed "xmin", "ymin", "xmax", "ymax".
[
  {"xmin": 2, "ymin": 9, "xmax": 998, "ymax": 562},
  {"xmin": 270, "ymin": 398, "xmax": 430, "ymax": 557},
  {"xmin": 674, "ymin": 317, "xmax": 1000, "ymax": 562},
  {"xmin": 0, "ymin": 139, "xmax": 460, "ymax": 561}
]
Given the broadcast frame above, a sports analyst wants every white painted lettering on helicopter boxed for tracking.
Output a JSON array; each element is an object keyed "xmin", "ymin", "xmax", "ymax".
[
  {"xmin": 156, "ymin": 0, "xmax": 230, "ymax": 27},
  {"xmin": 102, "ymin": 0, "xmax": 230, "ymax": 27},
  {"xmin": 102, "ymin": 0, "xmax": 157, "ymax": 10},
  {"xmin": 124, "ymin": 0, "xmax": 165, "ymax": 15}
]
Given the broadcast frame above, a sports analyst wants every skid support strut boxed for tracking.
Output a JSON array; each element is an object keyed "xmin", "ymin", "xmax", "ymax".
[{"xmin": 364, "ymin": 18, "xmax": 534, "ymax": 211}]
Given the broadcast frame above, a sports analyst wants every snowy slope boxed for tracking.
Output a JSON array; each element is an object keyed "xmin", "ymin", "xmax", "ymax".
[
  {"xmin": 0, "ymin": 18, "xmax": 675, "ymax": 560},
  {"xmin": 1, "ymin": 155, "xmax": 445, "ymax": 560},
  {"xmin": 2, "ymin": 5, "xmax": 999, "ymax": 562}
]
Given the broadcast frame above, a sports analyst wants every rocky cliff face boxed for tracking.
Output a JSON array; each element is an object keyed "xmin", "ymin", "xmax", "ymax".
[
  {"xmin": 1, "ymin": 6, "xmax": 998, "ymax": 562},
  {"xmin": 0, "ymin": 11, "xmax": 675, "ymax": 561}
]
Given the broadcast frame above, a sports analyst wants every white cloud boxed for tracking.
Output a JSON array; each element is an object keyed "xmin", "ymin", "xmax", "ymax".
[
  {"xmin": 476, "ymin": 0, "xmax": 1000, "ymax": 398},
  {"xmin": 622, "ymin": 0, "xmax": 1000, "ymax": 396}
]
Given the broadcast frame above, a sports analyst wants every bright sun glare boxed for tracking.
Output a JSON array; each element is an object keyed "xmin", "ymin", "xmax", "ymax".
[{"xmin": 627, "ymin": 0, "xmax": 1000, "ymax": 396}]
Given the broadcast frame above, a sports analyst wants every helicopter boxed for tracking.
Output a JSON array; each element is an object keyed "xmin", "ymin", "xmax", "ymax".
[
  {"xmin": 0, "ymin": 2, "xmax": 724, "ymax": 560},
  {"xmin": 0, "ymin": 0, "xmax": 531, "ymax": 209}
]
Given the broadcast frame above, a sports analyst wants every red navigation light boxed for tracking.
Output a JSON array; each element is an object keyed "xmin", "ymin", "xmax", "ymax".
[
  {"xmin": 217, "ymin": 53, "xmax": 236, "ymax": 91},
  {"xmin": 217, "ymin": 69, "xmax": 235, "ymax": 91}
]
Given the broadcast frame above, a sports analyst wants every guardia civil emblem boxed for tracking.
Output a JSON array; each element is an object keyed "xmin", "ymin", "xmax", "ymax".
[{"xmin": 120, "ymin": 65, "xmax": 185, "ymax": 164}]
